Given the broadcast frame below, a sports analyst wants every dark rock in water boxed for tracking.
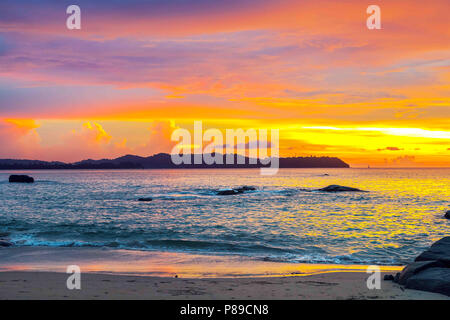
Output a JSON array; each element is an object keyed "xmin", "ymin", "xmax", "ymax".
[
  {"xmin": 217, "ymin": 189, "xmax": 239, "ymax": 196},
  {"xmin": 217, "ymin": 186, "xmax": 256, "ymax": 196},
  {"xmin": 138, "ymin": 198, "xmax": 153, "ymax": 202},
  {"xmin": 397, "ymin": 260, "xmax": 444, "ymax": 285},
  {"xmin": 317, "ymin": 185, "xmax": 367, "ymax": 192},
  {"xmin": 9, "ymin": 175, "xmax": 34, "ymax": 183},
  {"xmin": 235, "ymin": 186, "xmax": 256, "ymax": 193},
  {"xmin": 393, "ymin": 273, "xmax": 400, "ymax": 283},
  {"xmin": 415, "ymin": 236, "xmax": 450, "ymax": 267},
  {"xmin": 0, "ymin": 240, "xmax": 13, "ymax": 247},
  {"xmin": 405, "ymin": 268, "xmax": 450, "ymax": 296},
  {"xmin": 445, "ymin": 210, "xmax": 450, "ymax": 219},
  {"xmin": 384, "ymin": 274, "xmax": 395, "ymax": 281}
]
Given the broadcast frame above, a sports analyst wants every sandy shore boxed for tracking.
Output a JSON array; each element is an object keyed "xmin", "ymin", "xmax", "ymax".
[
  {"xmin": 0, "ymin": 271, "xmax": 448, "ymax": 300},
  {"xmin": 0, "ymin": 247, "xmax": 447, "ymax": 300}
]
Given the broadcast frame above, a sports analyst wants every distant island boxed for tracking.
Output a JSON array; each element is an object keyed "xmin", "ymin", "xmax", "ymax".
[{"xmin": 0, "ymin": 153, "xmax": 349, "ymax": 169}]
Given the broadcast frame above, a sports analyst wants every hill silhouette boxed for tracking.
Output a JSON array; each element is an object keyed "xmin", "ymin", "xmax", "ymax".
[{"xmin": 0, "ymin": 153, "xmax": 349, "ymax": 169}]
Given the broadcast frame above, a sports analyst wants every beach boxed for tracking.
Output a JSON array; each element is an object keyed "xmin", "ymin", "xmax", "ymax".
[
  {"xmin": 0, "ymin": 246, "xmax": 448, "ymax": 300},
  {"xmin": 1, "ymin": 270, "xmax": 448, "ymax": 300}
]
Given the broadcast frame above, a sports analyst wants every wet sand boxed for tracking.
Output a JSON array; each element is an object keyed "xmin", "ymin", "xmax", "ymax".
[
  {"xmin": 0, "ymin": 271, "xmax": 448, "ymax": 300},
  {"xmin": 0, "ymin": 247, "xmax": 447, "ymax": 300}
]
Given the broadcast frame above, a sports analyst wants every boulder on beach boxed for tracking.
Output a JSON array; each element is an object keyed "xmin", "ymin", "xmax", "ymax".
[
  {"xmin": 383, "ymin": 274, "xmax": 395, "ymax": 281},
  {"xmin": 138, "ymin": 197, "xmax": 153, "ymax": 202},
  {"xmin": 415, "ymin": 236, "xmax": 450, "ymax": 266},
  {"xmin": 391, "ymin": 236, "xmax": 450, "ymax": 296},
  {"xmin": 217, "ymin": 186, "xmax": 256, "ymax": 196},
  {"xmin": 317, "ymin": 185, "xmax": 367, "ymax": 192},
  {"xmin": 444, "ymin": 210, "xmax": 450, "ymax": 219},
  {"xmin": 9, "ymin": 175, "xmax": 34, "ymax": 183},
  {"xmin": 396, "ymin": 260, "xmax": 444, "ymax": 285},
  {"xmin": 405, "ymin": 268, "xmax": 450, "ymax": 296}
]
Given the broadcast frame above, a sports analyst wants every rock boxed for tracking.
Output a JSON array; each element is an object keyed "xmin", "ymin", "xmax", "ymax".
[
  {"xmin": 138, "ymin": 198, "xmax": 152, "ymax": 202},
  {"xmin": 9, "ymin": 175, "xmax": 34, "ymax": 183},
  {"xmin": 397, "ymin": 237, "xmax": 450, "ymax": 296},
  {"xmin": 396, "ymin": 260, "xmax": 444, "ymax": 285},
  {"xmin": 0, "ymin": 240, "xmax": 13, "ymax": 247},
  {"xmin": 384, "ymin": 274, "xmax": 395, "ymax": 281},
  {"xmin": 217, "ymin": 186, "xmax": 256, "ymax": 196},
  {"xmin": 235, "ymin": 186, "xmax": 256, "ymax": 193},
  {"xmin": 405, "ymin": 268, "xmax": 450, "ymax": 296},
  {"xmin": 415, "ymin": 236, "xmax": 450, "ymax": 267},
  {"xmin": 393, "ymin": 273, "xmax": 400, "ymax": 283},
  {"xmin": 217, "ymin": 189, "xmax": 239, "ymax": 196},
  {"xmin": 445, "ymin": 210, "xmax": 450, "ymax": 219},
  {"xmin": 317, "ymin": 185, "xmax": 367, "ymax": 192}
]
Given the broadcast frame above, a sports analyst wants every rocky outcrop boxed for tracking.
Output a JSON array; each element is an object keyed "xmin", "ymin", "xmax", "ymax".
[
  {"xmin": 396, "ymin": 260, "xmax": 444, "ymax": 285},
  {"xmin": 217, "ymin": 186, "xmax": 256, "ymax": 196},
  {"xmin": 317, "ymin": 185, "xmax": 368, "ymax": 192},
  {"xmin": 389, "ymin": 237, "xmax": 450, "ymax": 296},
  {"xmin": 405, "ymin": 268, "xmax": 450, "ymax": 296},
  {"xmin": 445, "ymin": 210, "xmax": 450, "ymax": 219},
  {"xmin": 415, "ymin": 237, "xmax": 450, "ymax": 267},
  {"xmin": 9, "ymin": 175, "xmax": 34, "ymax": 183}
]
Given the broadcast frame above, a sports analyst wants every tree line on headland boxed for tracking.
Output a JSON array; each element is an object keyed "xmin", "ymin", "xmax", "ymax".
[{"xmin": 0, "ymin": 153, "xmax": 349, "ymax": 169}]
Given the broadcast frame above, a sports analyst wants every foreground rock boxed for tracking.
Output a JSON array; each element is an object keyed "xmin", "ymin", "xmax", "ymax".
[
  {"xmin": 391, "ymin": 236, "xmax": 450, "ymax": 296},
  {"xmin": 217, "ymin": 186, "xmax": 256, "ymax": 196},
  {"xmin": 9, "ymin": 175, "xmax": 34, "ymax": 183},
  {"xmin": 445, "ymin": 210, "xmax": 450, "ymax": 219},
  {"xmin": 396, "ymin": 260, "xmax": 444, "ymax": 285},
  {"xmin": 415, "ymin": 236, "xmax": 450, "ymax": 266},
  {"xmin": 405, "ymin": 268, "xmax": 450, "ymax": 296},
  {"xmin": 317, "ymin": 185, "xmax": 367, "ymax": 192}
]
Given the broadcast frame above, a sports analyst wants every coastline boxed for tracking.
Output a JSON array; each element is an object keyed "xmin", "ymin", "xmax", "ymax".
[{"xmin": 0, "ymin": 247, "xmax": 447, "ymax": 300}]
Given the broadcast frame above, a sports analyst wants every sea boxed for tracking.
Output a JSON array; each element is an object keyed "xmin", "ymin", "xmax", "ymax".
[{"xmin": 0, "ymin": 168, "xmax": 448, "ymax": 266}]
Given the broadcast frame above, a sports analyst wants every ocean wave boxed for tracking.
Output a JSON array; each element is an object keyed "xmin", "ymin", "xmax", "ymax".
[{"xmin": 5, "ymin": 232, "xmax": 405, "ymax": 265}]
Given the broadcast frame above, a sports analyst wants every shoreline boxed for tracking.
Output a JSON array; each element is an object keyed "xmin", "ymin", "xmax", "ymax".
[
  {"xmin": 1, "ymin": 270, "xmax": 448, "ymax": 300},
  {"xmin": 0, "ymin": 246, "xmax": 403, "ymax": 278},
  {"xmin": 1, "ymin": 246, "xmax": 447, "ymax": 300}
]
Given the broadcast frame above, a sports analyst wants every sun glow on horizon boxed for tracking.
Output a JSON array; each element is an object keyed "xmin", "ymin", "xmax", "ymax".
[{"xmin": 302, "ymin": 126, "xmax": 450, "ymax": 139}]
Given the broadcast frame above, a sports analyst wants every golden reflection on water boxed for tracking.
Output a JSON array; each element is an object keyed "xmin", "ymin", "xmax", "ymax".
[{"xmin": 0, "ymin": 168, "xmax": 448, "ymax": 266}]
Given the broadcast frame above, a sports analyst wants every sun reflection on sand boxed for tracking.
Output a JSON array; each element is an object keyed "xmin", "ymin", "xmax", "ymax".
[{"xmin": 0, "ymin": 248, "xmax": 404, "ymax": 278}]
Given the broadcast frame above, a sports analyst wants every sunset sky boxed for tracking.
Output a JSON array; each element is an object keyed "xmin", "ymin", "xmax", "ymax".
[{"xmin": 0, "ymin": 0, "xmax": 449, "ymax": 167}]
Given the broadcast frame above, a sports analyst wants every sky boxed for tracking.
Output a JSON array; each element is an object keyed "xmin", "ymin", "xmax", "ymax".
[{"xmin": 0, "ymin": 0, "xmax": 449, "ymax": 167}]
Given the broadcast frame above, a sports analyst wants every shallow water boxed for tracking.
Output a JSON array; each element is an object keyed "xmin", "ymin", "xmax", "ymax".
[{"xmin": 0, "ymin": 168, "xmax": 448, "ymax": 265}]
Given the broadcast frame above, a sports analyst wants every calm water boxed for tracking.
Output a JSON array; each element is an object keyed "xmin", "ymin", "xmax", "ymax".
[{"xmin": 0, "ymin": 169, "xmax": 448, "ymax": 265}]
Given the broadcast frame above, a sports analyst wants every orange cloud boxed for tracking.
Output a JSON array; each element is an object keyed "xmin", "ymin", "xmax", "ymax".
[
  {"xmin": 0, "ymin": 120, "xmax": 180, "ymax": 162},
  {"xmin": 0, "ymin": 119, "xmax": 41, "ymax": 159}
]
